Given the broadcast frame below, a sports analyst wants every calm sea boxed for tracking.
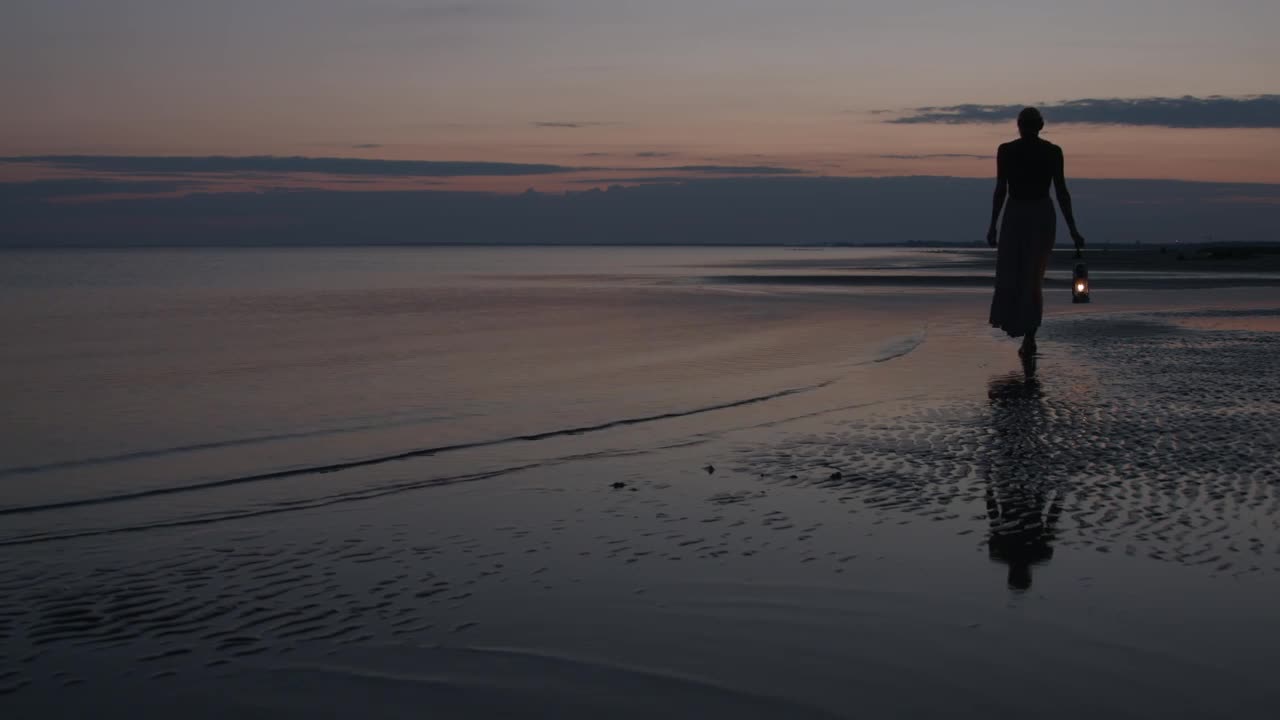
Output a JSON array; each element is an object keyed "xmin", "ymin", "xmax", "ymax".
[
  {"xmin": 6, "ymin": 247, "xmax": 1280, "ymax": 718},
  {"xmin": 1, "ymin": 247, "xmax": 965, "ymax": 542}
]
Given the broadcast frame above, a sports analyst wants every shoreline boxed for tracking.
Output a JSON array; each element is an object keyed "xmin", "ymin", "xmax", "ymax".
[
  {"xmin": 3, "ymin": 247, "xmax": 1280, "ymax": 717},
  {"xmin": 6, "ymin": 296, "xmax": 1280, "ymax": 716}
]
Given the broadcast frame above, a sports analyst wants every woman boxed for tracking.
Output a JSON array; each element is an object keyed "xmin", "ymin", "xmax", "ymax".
[{"xmin": 987, "ymin": 107, "xmax": 1085, "ymax": 357}]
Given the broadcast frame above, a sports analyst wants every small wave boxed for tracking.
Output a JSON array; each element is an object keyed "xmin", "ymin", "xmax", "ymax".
[
  {"xmin": 0, "ymin": 379, "xmax": 835, "ymax": 520},
  {"xmin": 0, "ymin": 412, "xmax": 463, "ymax": 479},
  {"xmin": 871, "ymin": 328, "xmax": 926, "ymax": 363},
  {"xmin": 0, "ymin": 435, "xmax": 719, "ymax": 547},
  {"xmin": 0, "ymin": 464, "xmax": 532, "ymax": 547}
]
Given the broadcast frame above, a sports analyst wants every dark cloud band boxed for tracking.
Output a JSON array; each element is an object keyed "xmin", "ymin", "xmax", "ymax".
[
  {"xmin": 878, "ymin": 153, "xmax": 988, "ymax": 160},
  {"xmin": 0, "ymin": 155, "xmax": 577, "ymax": 178},
  {"xmin": 653, "ymin": 165, "xmax": 805, "ymax": 176},
  {"xmin": 0, "ymin": 156, "xmax": 808, "ymax": 181},
  {"xmin": 5, "ymin": 176, "xmax": 1278, "ymax": 248},
  {"xmin": 0, "ymin": 179, "xmax": 197, "ymax": 200},
  {"xmin": 531, "ymin": 121, "xmax": 616, "ymax": 129},
  {"xmin": 890, "ymin": 95, "xmax": 1280, "ymax": 128}
]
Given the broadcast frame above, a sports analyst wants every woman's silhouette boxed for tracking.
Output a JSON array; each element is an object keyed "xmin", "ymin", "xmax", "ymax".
[{"xmin": 987, "ymin": 107, "xmax": 1086, "ymax": 357}]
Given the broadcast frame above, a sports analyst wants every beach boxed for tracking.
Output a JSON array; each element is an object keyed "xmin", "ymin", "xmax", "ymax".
[{"xmin": 3, "ymin": 247, "xmax": 1279, "ymax": 718}]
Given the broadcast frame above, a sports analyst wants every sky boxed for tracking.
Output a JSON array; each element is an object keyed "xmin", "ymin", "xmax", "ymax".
[{"xmin": 1, "ymin": 0, "xmax": 1278, "ymax": 245}]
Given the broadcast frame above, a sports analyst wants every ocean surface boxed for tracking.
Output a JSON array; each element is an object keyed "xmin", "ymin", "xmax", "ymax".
[
  {"xmin": 1, "ymin": 247, "xmax": 954, "ymax": 544},
  {"xmin": 3, "ymin": 247, "xmax": 1280, "ymax": 717}
]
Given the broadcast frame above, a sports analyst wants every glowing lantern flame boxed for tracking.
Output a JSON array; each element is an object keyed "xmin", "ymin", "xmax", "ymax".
[{"xmin": 1071, "ymin": 259, "xmax": 1090, "ymax": 303}]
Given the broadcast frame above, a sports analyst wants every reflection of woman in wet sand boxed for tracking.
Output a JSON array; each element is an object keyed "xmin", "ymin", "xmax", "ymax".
[
  {"xmin": 985, "ymin": 372, "xmax": 1062, "ymax": 591},
  {"xmin": 988, "ymin": 107, "xmax": 1086, "ymax": 357}
]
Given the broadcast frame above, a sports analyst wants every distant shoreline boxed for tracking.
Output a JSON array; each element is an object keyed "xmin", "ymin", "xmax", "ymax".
[{"xmin": 4, "ymin": 242, "xmax": 1280, "ymax": 251}]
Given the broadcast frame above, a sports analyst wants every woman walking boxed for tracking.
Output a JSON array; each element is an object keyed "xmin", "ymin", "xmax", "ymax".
[{"xmin": 987, "ymin": 107, "xmax": 1086, "ymax": 357}]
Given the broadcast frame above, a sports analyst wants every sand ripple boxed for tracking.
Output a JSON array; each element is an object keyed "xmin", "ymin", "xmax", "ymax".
[
  {"xmin": 733, "ymin": 313, "xmax": 1280, "ymax": 580},
  {"xmin": 2, "ymin": 309, "xmax": 1276, "ymax": 699}
]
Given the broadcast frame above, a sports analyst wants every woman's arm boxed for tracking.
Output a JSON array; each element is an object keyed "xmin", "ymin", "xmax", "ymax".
[
  {"xmin": 987, "ymin": 145, "xmax": 1008, "ymax": 246},
  {"xmin": 1052, "ymin": 146, "xmax": 1085, "ymax": 250}
]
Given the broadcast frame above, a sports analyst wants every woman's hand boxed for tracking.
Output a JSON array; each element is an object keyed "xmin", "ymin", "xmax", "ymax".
[
  {"xmin": 1070, "ymin": 229, "xmax": 1086, "ymax": 251},
  {"xmin": 987, "ymin": 226, "xmax": 998, "ymax": 247}
]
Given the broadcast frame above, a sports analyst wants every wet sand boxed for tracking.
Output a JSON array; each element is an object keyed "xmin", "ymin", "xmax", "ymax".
[
  {"xmin": 3, "ymin": 255, "xmax": 1280, "ymax": 717},
  {"xmin": 704, "ymin": 247, "xmax": 1280, "ymax": 290}
]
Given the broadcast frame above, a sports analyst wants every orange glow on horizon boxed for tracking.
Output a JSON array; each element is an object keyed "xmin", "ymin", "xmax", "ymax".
[{"xmin": 3, "ymin": 121, "xmax": 1278, "ymax": 195}]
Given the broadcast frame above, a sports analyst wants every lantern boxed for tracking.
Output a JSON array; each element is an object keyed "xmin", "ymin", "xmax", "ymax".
[{"xmin": 1071, "ymin": 258, "xmax": 1090, "ymax": 303}]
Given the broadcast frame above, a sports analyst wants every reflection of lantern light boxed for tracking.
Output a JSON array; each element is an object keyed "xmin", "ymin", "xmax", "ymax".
[{"xmin": 1072, "ymin": 261, "xmax": 1091, "ymax": 303}]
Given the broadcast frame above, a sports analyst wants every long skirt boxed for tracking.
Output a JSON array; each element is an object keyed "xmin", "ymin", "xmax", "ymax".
[{"xmin": 990, "ymin": 197, "xmax": 1056, "ymax": 338}]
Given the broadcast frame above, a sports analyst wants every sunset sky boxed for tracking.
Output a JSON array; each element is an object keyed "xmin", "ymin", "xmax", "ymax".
[{"xmin": 3, "ymin": 0, "xmax": 1279, "ymax": 195}]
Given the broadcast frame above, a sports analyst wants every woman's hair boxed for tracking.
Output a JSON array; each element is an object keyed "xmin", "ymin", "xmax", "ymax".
[{"xmin": 1017, "ymin": 107, "xmax": 1044, "ymax": 135}]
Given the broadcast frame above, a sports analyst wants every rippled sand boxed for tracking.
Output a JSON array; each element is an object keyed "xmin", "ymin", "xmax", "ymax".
[{"xmin": 4, "ymin": 293, "xmax": 1280, "ymax": 717}]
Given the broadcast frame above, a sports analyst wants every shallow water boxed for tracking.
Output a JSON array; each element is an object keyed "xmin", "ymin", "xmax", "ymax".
[
  {"xmin": 2, "ymin": 247, "xmax": 1279, "ymax": 716},
  {"xmin": 0, "ymin": 248, "xmax": 944, "ymax": 536}
]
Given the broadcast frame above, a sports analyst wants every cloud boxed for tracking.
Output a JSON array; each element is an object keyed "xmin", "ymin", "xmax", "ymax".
[
  {"xmin": 6, "ymin": 177, "xmax": 1278, "ymax": 248},
  {"xmin": 0, "ymin": 179, "xmax": 197, "ymax": 200},
  {"xmin": 889, "ymin": 95, "xmax": 1280, "ymax": 128},
  {"xmin": 532, "ymin": 121, "xmax": 615, "ymax": 129},
  {"xmin": 568, "ymin": 176, "xmax": 693, "ymax": 184},
  {"xmin": 351, "ymin": 143, "xmax": 383, "ymax": 149},
  {"xmin": 0, "ymin": 156, "xmax": 810, "ymax": 199},
  {"xmin": 0, "ymin": 155, "xmax": 578, "ymax": 178},
  {"xmin": 878, "ymin": 153, "xmax": 988, "ymax": 160},
  {"xmin": 652, "ymin": 165, "xmax": 805, "ymax": 176},
  {"xmin": 635, "ymin": 151, "xmax": 674, "ymax": 158}
]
